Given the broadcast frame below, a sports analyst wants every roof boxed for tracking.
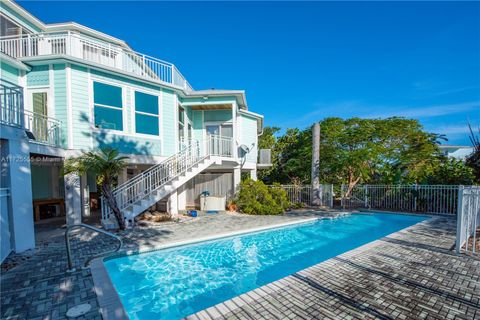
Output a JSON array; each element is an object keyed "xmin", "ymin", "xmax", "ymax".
[{"xmin": 3, "ymin": 1, "xmax": 131, "ymax": 48}]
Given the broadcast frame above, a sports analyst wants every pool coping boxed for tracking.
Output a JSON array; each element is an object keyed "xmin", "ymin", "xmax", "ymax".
[
  {"xmin": 91, "ymin": 216, "xmax": 320, "ymax": 320},
  {"xmin": 91, "ymin": 212, "xmax": 437, "ymax": 320}
]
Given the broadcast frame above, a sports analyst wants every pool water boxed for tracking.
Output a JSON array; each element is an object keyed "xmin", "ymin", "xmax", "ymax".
[{"xmin": 104, "ymin": 212, "xmax": 426, "ymax": 319}]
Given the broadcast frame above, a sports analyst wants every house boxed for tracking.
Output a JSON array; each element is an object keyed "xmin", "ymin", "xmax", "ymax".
[
  {"xmin": 438, "ymin": 145, "xmax": 474, "ymax": 161},
  {"xmin": 0, "ymin": 0, "xmax": 269, "ymax": 261}
]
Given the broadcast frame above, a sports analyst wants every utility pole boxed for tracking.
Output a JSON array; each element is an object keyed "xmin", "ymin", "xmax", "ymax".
[{"xmin": 311, "ymin": 122, "xmax": 321, "ymax": 206}]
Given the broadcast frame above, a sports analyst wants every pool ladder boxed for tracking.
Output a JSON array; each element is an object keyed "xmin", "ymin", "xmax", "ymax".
[{"xmin": 65, "ymin": 223, "xmax": 123, "ymax": 272}]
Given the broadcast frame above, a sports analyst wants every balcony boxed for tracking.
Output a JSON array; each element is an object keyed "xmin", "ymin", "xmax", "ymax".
[
  {"xmin": 0, "ymin": 32, "xmax": 193, "ymax": 91},
  {"xmin": 257, "ymin": 149, "xmax": 272, "ymax": 169},
  {"xmin": 24, "ymin": 110, "xmax": 62, "ymax": 147},
  {"xmin": 0, "ymin": 79, "xmax": 62, "ymax": 147}
]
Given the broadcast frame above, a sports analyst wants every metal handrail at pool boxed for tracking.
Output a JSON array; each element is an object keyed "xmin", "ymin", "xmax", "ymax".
[{"xmin": 65, "ymin": 223, "xmax": 123, "ymax": 272}]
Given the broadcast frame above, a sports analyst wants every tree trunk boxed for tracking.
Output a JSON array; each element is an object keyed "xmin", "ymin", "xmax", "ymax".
[
  {"xmin": 345, "ymin": 173, "xmax": 361, "ymax": 198},
  {"xmin": 311, "ymin": 122, "xmax": 321, "ymax": 206},
  {"xmin": 101, "ymin": 183, "xmax": 126, "ymax": 230}
]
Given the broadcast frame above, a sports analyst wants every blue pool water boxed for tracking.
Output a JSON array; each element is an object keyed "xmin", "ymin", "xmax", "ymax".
[{"xmin": 104, "ymin": 212, "xmax": 426, "ymax": 319}]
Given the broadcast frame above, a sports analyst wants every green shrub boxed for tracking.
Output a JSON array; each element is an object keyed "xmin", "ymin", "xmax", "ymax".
[{"xmin": 236, "ymin": 179, "xmax": 290, "ymax": 215}]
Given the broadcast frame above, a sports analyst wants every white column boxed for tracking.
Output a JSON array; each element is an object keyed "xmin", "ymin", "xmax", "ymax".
[
  {"xmin": 64, "ymin": 173, "xmax": 82, "ymax": 225},
  {"xmin": 118, "ymin": 167, "xmax": 128, "ymax": 185},
  {"xmin": 5, "ymin": 139, "xmax": 35, "ymax": 252},
  {"xmin": 81, "ymin": 174, "xmax": 90, "ymax": 218},
  {"xmin": 168, "ymin": 191, "xmax": 178, "ymax": 217},
  {"xmin": 250, "ymin": 169, "xmax": 257, "ymax": 181},
  {"xmin": 233, "ymin": 167, "xmax": 241, "ymax": 194},
  {"xmin": 177, "ymin": 186, "xmax": 187, "ymax": 211}
]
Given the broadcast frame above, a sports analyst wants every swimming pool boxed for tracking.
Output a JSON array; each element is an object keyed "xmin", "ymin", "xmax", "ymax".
[{"xmin": 104, "ymin": 212, "xmax": 426, "ymax": 319}]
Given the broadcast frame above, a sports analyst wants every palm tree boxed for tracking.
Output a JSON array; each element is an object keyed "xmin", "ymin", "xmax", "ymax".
[{"xmin": 63, "ymin": 148, "xmax": 128, "ymax": 230}]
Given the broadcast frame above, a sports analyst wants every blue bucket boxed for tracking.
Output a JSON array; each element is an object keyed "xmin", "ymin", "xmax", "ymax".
[{"xmin": 189, "ymin": 210, "xmax": 197, "ymax": 217}]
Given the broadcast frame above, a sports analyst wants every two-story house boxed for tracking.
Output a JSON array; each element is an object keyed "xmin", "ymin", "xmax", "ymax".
[{"xmin": 0, "ymin": 0, "xmax": 268, "ymax": 261}]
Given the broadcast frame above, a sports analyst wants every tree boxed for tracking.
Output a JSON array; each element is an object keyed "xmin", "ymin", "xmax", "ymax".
[
  {"xmin": 63, "ymin": 148, "xmax": 128, "ymax": 230},
  {"xmin": 262, "ymin": 117, "xmax": 445, "ymax": 193},
  {"xmin": 466, "ymin": 123, "xmax": 480, "ymax": 183},
  {"xmin": 426, "ymin": 157, "xmax": 475, "ymax": 185}
]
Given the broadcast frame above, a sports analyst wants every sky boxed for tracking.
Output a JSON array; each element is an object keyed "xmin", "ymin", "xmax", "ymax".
[{"xmin": 19, "ymin": 1, "xmax": 480, "ymax": 145}]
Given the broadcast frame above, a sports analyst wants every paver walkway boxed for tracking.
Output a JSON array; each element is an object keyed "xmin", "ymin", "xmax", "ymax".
[
  {"xmin": 1, "ymin": 212, "xmax": 479, "ymax": 320},
  {"xmin": 0, "ymin": 212, "xmax": 309, "ymax": 319}
]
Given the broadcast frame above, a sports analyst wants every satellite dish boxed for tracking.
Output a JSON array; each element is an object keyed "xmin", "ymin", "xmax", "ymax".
[{"xmin": 239, "ymin": 144, "xmax": 250, "ymax": 154}]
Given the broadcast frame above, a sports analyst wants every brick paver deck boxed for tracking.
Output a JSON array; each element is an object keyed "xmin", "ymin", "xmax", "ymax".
[
  {"xmin": 1, "ymin": 212, "xmax": 479, "ymax": 320},
  {"xmin": 187, "ymin": 216, "xmax": 480, "ymax": 320}
]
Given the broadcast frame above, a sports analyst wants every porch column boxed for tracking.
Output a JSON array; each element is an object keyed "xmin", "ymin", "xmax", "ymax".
[
  {"xmin": 64, "ymin": 173, "xmax": 82, "ymax": 225},
  {"xmin": 177, "ymin": 186, "xmax": 187, "ymax": 211},
  {"xmin": 81, "ymin": 174, "xmax": 90, "ymax": 218},
  {"xmin": 250, "ymin": 169, "xmax": 257, "ymax": 181},
  {"xmin": 168, "ymin": 191, "xmax": 178, "ymax": 217},
  {"xmin": 3, "ymin": 139, "xmax": 35, "ymax": 252},
  {"xmin": 118, "ymin": 167, "xmax": 128, "ymax": 185},
  {"xmin": 233, "ymin": 167, "xmax": 241, "ymax": 194}
]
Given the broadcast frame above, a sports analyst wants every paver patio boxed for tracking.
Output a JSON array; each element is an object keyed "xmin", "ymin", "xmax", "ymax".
[{"xmin": 1, "ymin": 211, "xmax": 479, "ymax": 320}]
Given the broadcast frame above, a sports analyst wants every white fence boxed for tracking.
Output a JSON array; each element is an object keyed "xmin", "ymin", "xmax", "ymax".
[
  {"xmin": 272, "ymin": 184, "xmax": 334, "ymax": 208},
  {"xmin": 456, "ymin": 186, "xmax": 480, "ymax": 255},
  {"xmin": 341, "ymin": 184, "xmax": 459, "ymax": 215}
]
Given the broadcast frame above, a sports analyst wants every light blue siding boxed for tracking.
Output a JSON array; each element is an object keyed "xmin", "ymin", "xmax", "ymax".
[
  {"xmin": 1, "ymin": 62, "xmax": 19, "ymax": 84},
  {"xmin": 53, "ymin": 64, "xmax": 68, "ymax": 148},
  {"xmin": 162, "ymin": 88, "xmax": 176, "ymax": 155},
  {"xmin": 240, "ymin": 114, "xmax": 258, "ymax": 163},
  {"xmin": 70, "ymin": 64, "xmax": 92, "ymax": 150},
  {"xmin": 192, "ymin": 110, "xmax": 204, "ymax": 154},
  {"xmin": 27, "ymin": 66, "xmax": 49, "ymax": 86},
  {"xmin": 204, "ymin": 110, "xmax": 232, "ymax": 122},
  {"xmin": 92, "ymin": 132, "xmax": 161, "ymax": 156}
]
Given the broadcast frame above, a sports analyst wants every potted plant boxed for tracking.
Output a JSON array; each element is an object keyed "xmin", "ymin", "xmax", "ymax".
[{"xmin": 226, "ymin": 199, "xmax": 237, "ymax": 212}]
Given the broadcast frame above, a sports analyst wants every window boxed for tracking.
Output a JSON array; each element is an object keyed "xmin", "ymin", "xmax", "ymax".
[
  {"xmin": 134, "ymin": 91, "xmax": 159, "ymax": 136},
  {"xmin": 178, "ymin": 106, "xmax": 185, "ymax": 140},
  {"xmin": 93, "ymin": 82, "xmax": 123, "ymax": 130},
  {"xmin": 32, "ymin": 92, "xmax": 48, "ymax": 116}
]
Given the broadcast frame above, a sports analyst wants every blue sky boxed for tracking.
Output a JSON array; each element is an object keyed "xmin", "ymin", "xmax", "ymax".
[{"xmin": 20, "ymin": 1, "xmax": 480, "ymax": 145}]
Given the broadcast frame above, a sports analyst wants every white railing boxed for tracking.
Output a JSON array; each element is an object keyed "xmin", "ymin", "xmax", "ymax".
[
  {"xmin": 0, "ymin": 78, "xmax": 24, "ymax": 128},
  {"xmin": 271, "ymin": 184, "xmax": 334, "ymax": 208},
  {"xmin": 456, "ymin": 186, "xmax": 480, "ymax": 255},
  {"xmin": 341, "ymin": 184, "xmax": 459, "ymax": 215},
  {"xmin": 207, "ymin": 134, "xmax": 234, "ymax": 157},
  {"xmin": 24, "ymin": 110, "xmax": 62, "ymax": 147},
  {"xmin": 0, "ymin": 32, "xmax": 193, "ymax": 91},
  {"xmin": 101, "ymin": 136, "xmax": 234, "ymax": 222}
]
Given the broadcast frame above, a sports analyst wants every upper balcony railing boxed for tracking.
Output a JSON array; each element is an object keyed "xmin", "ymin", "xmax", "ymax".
[
  {"xmin": 0, "ymin": 79, "xmax": 62, "ymax": 147},
  {"xmin": 0, "ymin": 78, "xmax": 24, "ymax": 128},
  {"xmin": 0, "ymin": 32, "xmax": 193, "ymax": 92}
]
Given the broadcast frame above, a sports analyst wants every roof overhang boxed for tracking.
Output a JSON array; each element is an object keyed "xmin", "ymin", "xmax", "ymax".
[
  {"xmin": 181, "ymin": 90, "xmax": 248, "ymax": 110},
  {"xmin": 0, "ymin": 52, "xmax": 31, "ymax": 71}
]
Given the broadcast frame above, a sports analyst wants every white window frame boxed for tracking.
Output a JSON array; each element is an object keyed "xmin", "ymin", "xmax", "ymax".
[
  {"xmin": 90, "ymin": 79, "xmax": 125, "ymax": 134},
  {"xmin": 26, "ymin": 86, "xmax": 54, "ymax": 117},
  {"xmin": 132, "ymin": 89, "xmax": 161, "ymax": 137}
]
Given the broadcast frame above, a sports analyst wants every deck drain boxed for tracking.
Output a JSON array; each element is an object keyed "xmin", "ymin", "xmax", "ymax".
[{"xmin": 66, "ymin": 304, "xmax": 91, "ymax": 318}]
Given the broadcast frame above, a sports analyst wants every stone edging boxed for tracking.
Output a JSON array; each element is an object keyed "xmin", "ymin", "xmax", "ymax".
[{"xmin": 91, "ymin": 216, "xmax": 319, "ymax": 320}]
